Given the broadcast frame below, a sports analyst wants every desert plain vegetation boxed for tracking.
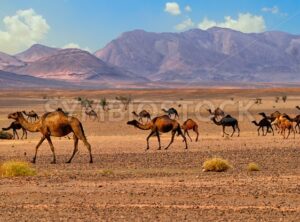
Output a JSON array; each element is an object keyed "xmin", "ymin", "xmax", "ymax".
[{"xmin": 0, "ymin": 88, "xmax": 299, "ymax": 221}]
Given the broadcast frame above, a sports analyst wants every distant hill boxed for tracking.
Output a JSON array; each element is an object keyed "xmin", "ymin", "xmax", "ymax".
[
  {"xmin": 95, "ymin": 28, "xmax": 300, "ymax": 82},
  {"xmin": 7, "ymin": 48, "xmax": 146, "ymax": 82},
  {"xmin": 0, "ymin": 70, "xmax": 72, "ymax": 88},
  {"xmin": 0, "ymin": 52, "xmax": 25, "ymax": 70},
  {"xmin": 15, "ymin": 44, "xmax": 59, "ymax": 62}
]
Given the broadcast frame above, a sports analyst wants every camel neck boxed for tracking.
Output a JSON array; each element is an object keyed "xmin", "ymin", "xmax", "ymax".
[
  {"xmin": 135, "ymin": 122, "xmax": 152, "ymax": 130},
  {"xmin": 17, "ymin": 114, "xmax": 41, "ymax": 132},
  {"xmin": 212, "ymin": 118, "xmax": 221, "ymax": 125}
]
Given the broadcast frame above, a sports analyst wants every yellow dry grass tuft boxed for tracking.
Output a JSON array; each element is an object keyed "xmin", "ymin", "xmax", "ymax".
[
  {"xmin": 99, "ymin": 169, "xmax": 114, "ymax": 176},
  {"xmin": 202, "ymin": 157, "xmax": 232, "ymax": 172},
  {"xmin": 247, "ymin": 162, "xmax": 260, "ymax": 171},
  {"xmin": 0, "ymin": 161, "xmax": 36, "ymax": 177}
]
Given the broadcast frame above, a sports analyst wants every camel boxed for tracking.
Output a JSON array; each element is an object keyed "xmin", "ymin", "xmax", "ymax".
[
  {"xmin": 272, "ymin": 115, "xmax": 295, "ymax": 139},
  {"xmin": 162, "ymin": 108, "xmax": 179, "ymax": 119},
  {"xmin": 251, "ymin": 118, "xmax": 274, "ymax": 136},
  {"xmin": 207, "ymin": 107, "xmax": 225, "ymax": 119},
  {"xmin": 296, "ymin": 106, "xmax": 300, "ymax": 111},
  {"xmin": 8, "ymin": 111, "xmax": 93, "ymax": 164},
  {"xmin": 22, "ymin": 110, "xmax": 39, "ymax": 122},
  {"xmin": 181, "ymin": 119, "xmax": 199, "ymax": 142},
  {"xmin": 211, "ymin": 115, "xmax": 240, "ymax": 137},
  {"xmin": 291, "ymin": 115, "xmax": 300, "ymax": 133},
  {"xmin": 2, "ymin": 121, "xmax": 27, "ymax": 139},
  {"xmin": 127, "ymin": 115, "xmax": 187, "ymax": 150},
  {"xmin": 85, "ymin": 109, "xmax": 98, "ymax": 120},
  {"xmin": 132, "ymin": 110, "xmax": 151, "ymax": 123}
]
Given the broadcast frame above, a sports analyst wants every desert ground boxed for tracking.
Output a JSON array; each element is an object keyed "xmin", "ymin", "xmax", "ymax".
[{"xmin": 0, "ymin": 88, "xmax": 299, "ymax": 221}]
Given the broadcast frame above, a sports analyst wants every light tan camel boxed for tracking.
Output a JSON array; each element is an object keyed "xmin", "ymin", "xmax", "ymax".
[
  {"xmin": 8, "ymin": 111, "xmax": 92, "ymax": 164},
  {"xmin": 181, "ymin": 119, "xmax": 199, "ymax": 142},
  {"xmin": 127, "ymin": 115, "xmax": 187, "ymax": 150},
  {"xmin": 85, "ymin": 109, "xmax": 98, "ymax": 120},
  {"xmin": 207, "ymin": 107, "xmax": 225, "ymax": 119},
  {"xmin": 272, "ymin": 115, "xmax": 295, "ymax": 139}
]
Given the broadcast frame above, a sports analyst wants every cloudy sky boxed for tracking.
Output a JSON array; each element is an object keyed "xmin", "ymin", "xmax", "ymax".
[{"xmin": 0, "ymin": 0, "xmax": 299, "ymax": 54}]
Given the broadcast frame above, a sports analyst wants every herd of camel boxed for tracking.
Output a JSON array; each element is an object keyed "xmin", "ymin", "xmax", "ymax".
[{"xmin": 1, "ymin": 105, "xmax": 300, "ymax": 164}]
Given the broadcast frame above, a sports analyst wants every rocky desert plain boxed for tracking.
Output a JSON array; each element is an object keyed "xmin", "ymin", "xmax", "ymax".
[{"xmin": 0, "ymin": 87, "xmax": 299, "ymax": 221}]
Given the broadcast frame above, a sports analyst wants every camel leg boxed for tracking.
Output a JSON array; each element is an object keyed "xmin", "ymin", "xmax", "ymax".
[
  {"xmin": 73, "ymin": 124, "xmax": 93, "ymax": 163},
  {"xmin": 270, "ymin": 125, "xmax": 274, "ymax": 136},
  {"xmin": 32, "ymin": 136, "xmax": 46, "ymax": 163},
  {"xmin": 257, "ymin": 126, "xmax": 261, "ymax": 136},
  {"xmin": 230, "ymin": 126, "xmax": 235, "ymax": 137},
  {"xmin": 156, "ymin": 130, "xmax": 161, "ymax": 150},
  {"xmin": 194, "ymin": 126, "xmax": 199, "ymax": 142},
  {"xmin": 186, "ymin": 130, "xmax": 192, "ymax": 142},
  {"xmin": 285, "ymin": 129, "xmax": 291, "ymax": 139},
  {"xmin": 165, "ymin": 130, "xmax": 176, "ymax": 150},
  {"xmin": 146, "ymin": 131, "xmax": 155, "ymax": 150},
  {"xmin": 15, "ymin": 129, "xmax": 19, "ymax": 139},
  {"xmin": 66, "ymin": 135, "xmax": 79, "ymax": 163},
  {"xmin": 46, "ymin": 136, "xmax": 57, "ymax": 164},
  {"xmin": 12, "ymin": 129, "xmax": 16, "ymax": 139}
]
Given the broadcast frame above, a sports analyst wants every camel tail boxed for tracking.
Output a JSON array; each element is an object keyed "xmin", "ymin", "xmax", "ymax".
[{"xmin": 2, "ymin": 126, "xmax": 11, "ymax": 131}]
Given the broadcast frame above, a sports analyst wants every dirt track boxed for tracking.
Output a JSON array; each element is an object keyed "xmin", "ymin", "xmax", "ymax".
[{"xmin": 0, "ymin": 89, "xmax": 299, "ymax": 221}]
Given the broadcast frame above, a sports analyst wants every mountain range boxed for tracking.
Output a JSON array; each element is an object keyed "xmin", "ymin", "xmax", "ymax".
[{"xmin": 1, "ymin": 27, "xmax": 300, "ymax": 88}]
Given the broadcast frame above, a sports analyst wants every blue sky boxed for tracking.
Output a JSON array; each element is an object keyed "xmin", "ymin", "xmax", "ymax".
[{"xmin": 0, "ymin": 0, "xmax": 299, "ymax": 54}]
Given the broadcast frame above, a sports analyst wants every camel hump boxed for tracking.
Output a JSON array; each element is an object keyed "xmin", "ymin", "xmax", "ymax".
[{"xmin": 225, "ymin": 114, "xmax": 232, "ymax": 118}]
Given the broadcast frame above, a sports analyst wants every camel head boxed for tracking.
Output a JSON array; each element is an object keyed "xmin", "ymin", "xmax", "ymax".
[
  {"xmin": 8, "ymin": 112, "xmax": 22, "ymax": 120},
  {"xmin": 127, "ymin": 120, "xmax": 139, "ymax": 126}
]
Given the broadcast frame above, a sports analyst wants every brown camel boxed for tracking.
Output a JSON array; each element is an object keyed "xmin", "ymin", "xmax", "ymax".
[
  {"xmin": 2, "ymin": 121, "xmax": 27, "ymax": 139},
  {"xmin": 22, "ymin": 110, "xmax": 39, "ymax": 122},
  {"xmin": 211, "ymin": 115, "xmax": 240, "ymax": 137},
  {"xmin": 161, "ymin": 108, "xmax": 179, "ymax": 119},
  {"xmin": 181, "ymin": 119, "xmax": 199, "ymax": 142},
  {"xmin": 132, "ymin": 110, "xmax": 151, "ymax": 122},
  {"xmin": 272, "ymin": 115, "xmax": 295, "ymax": 139},
  {"xmin": 207, "ymin": 107, "xmax": 225, "ymax": 119},
  {"xmin": 127, "ymin": 115, "xmax": 187, "ymax": 150},
  {"xmin": 8, "ymin": 111, "xmax": 92, "ymax": 164}
]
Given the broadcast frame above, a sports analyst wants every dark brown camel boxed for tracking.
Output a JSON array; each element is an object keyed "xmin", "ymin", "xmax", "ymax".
[
  {"xmin": 132, "ymin": 110, "xmax": 151, "ymax": 122},
  {"xmin": 85, "ymin": 109, "xmax": 98, "ymax": 120},
  {"xmin": 207, "ymin": 107, "xmax": 225, "ymax": 119},
  {"xmin": 211, "ymin": 115, "xmax": 240, "ymax": 137},
  {"xmin": 296, "ymin": 106, "xmax": 300, "ymax": 111},
  {"xmin": 2, "ymin": 121, "xmax": 27, "ymax": 139},
  {"xmin": 22, "ymin": 110, "xmax": 39, "ymax": 122},
  {"xmin": 127, "ymin": 115, "xmax": 187, "ymax": 150},
  {"xmin": 251, "ymin": 118, "xmax": 274, "ymax": 136},
  {"xmin": 8, "ymin": 111, "xmax": 92, "ymax": 164},
  {"xmin": 181, "ymin": 119, "xmax": 199, "ymax": 142},
  {"xmin": 161, "ymin": 108, "xmax": 179, "ymax": 119}
]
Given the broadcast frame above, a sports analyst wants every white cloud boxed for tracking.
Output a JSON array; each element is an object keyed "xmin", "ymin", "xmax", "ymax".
[
  {"xmin": 262, "ymin": 6, "xmax": 279, "ymax": 14},
  {"xmin": 175, "ymin": 18, "xmax": 194, "ymax": 31},
  {"xmin": 261, "ymin": 6, "xmax": 287, "ymax": 16},
  {"xmin": 198, "ymin": 13, "xmax": 266, "ymax": 33},
  {"xmin": 0, "ymin": 8, "xmax": 49, "ymax": 54},
  {"xmin": 63, "ymin": 43, "xmax": 90, "ymax": 52},
  {"xmin": 185, "ymin": 5, "xmax": 192, "ymax": 12},
  {"xmin": 165, "ymin": 2, "xmax": 181, "ymax": 15}
]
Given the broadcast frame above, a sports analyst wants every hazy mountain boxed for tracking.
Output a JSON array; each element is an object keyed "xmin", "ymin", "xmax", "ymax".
[
  {"xmin": 95, "ymin": 28, "xmax": 300, "ymax": 82},
  {"xmin": 0, "ymin": 70, "xmax": 72, "ymax": 88},
  {"xmin": 7, "ymin": 48, "xmax": 146, "ymax": 82},
  {"xmin": 0, "ymin": 52, "xmax": 25, "ymax": 70},
  {"xmin": 15, "ymin": 44, "xmax": 59, "ymax": 62}
]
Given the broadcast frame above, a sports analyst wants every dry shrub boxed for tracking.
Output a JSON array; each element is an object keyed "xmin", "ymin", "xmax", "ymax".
[
  {"xmin": 202, "ymin": 157, "xmax": 232, "ymax": 172},
  {"xmin": 99, "ymin": 169, "xmax": 114, "ymax": 176},
  {"xmin": 0, "ymin": 161, "xmax": 36, "ymax": 177},
  {"xmin": 247, "ymin": 162, "xmax": 260, "ymax": 171},
  {"xmin": 0, "ymin": 131, "xmax": 13, "ymax": 140}
]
